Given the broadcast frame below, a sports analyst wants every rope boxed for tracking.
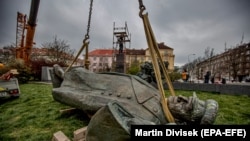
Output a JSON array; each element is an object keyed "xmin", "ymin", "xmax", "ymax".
[
  {"xmin": 138, "ymin": 0, "xmax": 175, "ymax": 123},
  {"xmin": 65, "ymin": 39, "xmax": 89, "ymax": 72}
]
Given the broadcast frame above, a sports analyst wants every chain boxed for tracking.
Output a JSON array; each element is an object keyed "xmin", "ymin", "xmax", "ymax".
[
  {"xmin": 85, "ymin": 0, "xmax": 93, "ymax": 39},
  {"xmin": 138, "ymin": 0, "xmax": 146, "ymax": 18},
  {"xmin": 66, "ymin": 0, "xmax": 93, "ymax": 72},
  {"xmin": 138, "ymin": 0, "xmax": 145, "ymax": 9}
]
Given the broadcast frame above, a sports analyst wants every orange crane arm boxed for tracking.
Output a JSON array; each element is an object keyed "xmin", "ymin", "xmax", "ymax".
[
  {"xmin": 24, "ymin": 0, "xmax": 40, "ymax": 65},
  {"xmin": 17, "ymin": 0, "xmax": 40, "ymax": 65}
]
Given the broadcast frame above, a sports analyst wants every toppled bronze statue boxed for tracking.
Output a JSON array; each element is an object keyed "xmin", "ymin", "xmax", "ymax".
[{"xmin": 50, "ymin": 64, "xmax": 219, "ymax": 141}]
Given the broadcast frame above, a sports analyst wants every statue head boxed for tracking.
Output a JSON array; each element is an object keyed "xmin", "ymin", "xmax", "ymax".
[
  {"xmin": 86, "ymin": 95, "xmax": 219, "ymax": 140},
  {"xmin": 167, "ymin": 92, "xmax": 219, "ymax": 125}
]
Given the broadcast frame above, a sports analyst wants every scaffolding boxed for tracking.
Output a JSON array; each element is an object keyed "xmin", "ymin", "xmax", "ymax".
[{"xmin": 112, "ymin": 22, "xmax": 131, "ymax": 73}]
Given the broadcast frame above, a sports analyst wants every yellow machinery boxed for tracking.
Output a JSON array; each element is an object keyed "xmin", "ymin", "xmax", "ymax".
[{"xmin": 138, "ymin": 0, "xmax": 175, "ymax": 123}]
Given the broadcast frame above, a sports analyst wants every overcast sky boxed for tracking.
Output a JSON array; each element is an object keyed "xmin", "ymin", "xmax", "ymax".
[{"xmin": 1, "ymin": 0, "xmax": 249, "ymax": 66}]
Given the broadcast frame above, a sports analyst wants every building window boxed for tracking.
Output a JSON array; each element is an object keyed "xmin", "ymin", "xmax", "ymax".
[
  {"xmin": 104, "ymin": 57, "xmax": 108, "ymax": 61},
  {"xmin": 247, "ymin": 50, "xmax": 250, "ymax": 55},
  {"xmin": 165, "ymin": 51, "xmax": 168, "ymax": 56}
]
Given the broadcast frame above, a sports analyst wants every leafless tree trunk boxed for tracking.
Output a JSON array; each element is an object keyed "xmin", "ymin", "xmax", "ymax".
[{"xmin": 204, "ymin": 46, "xmax": 215, "ymax": 72}]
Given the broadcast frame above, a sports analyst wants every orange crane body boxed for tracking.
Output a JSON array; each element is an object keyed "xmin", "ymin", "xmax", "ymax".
[{"xmin": 16, "ymin": 0, "xmax": 40, "ymax": 65}]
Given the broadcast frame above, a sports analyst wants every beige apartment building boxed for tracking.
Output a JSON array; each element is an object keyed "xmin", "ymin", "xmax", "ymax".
[
  {"xmin": 88, "ymin": 49, "xmax": 114, "ymax": 72},
  {"xmin": 196, "ymin": 42, "xmax": 250, "ymax": 82},
  {"xmin": 145, "ymin": 42, "xmax": 175, "ymax": 71}
]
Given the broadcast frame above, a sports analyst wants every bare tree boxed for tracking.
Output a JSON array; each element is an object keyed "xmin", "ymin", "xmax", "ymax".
[
  {"xmin": 204, "ymin": 46, "xmax": 214, "ymax": 59},
  {"xmin": 42, "ymin": 36, "xmax": 75, "ymax": 65},
  {"xmin": 204, "ymin": 46, "xmax": 215, "ymax": 60},
  {"xmin": 204, "ymin": 46, "xmax": 215, "ymax": 74},
  {"xmin": 240, "ymin": 32, "xmax": 244, "ymax": 45},
  {"xmin": 191, "ymin": 57, "xmax": 202, "ymax": 80}
]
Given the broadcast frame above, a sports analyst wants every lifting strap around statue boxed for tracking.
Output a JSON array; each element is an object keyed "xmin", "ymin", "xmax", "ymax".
[
  {"xmin": 65, "ymin": 0, "xmax": 93, "ymax": 72},
  {"xmin": 138, "ymin": 0, "xmax": 175, "ymax": 123}
]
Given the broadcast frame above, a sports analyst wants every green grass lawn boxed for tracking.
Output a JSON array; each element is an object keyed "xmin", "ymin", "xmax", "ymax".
[
  {"xmin": 0, "ymin": 83, "xmax": 250, "ymax": 140},
  {"xmin": 0, "ymin": 83, "xmax": 90, "ymax": 141}
]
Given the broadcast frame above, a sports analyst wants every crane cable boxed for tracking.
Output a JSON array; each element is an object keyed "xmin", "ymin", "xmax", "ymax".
[
  {"xmin": 66, "ymin": 0, "xmax": 93, "ymax": 72},
  {"xmin": 138, "ymin": 0, "xmax": 175, "ymax": 123}
]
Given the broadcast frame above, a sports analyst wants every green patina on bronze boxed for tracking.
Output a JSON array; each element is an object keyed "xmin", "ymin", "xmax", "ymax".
[{"xmin": 50, "ymin": 64, "xmax": 219, "ymax": 141}]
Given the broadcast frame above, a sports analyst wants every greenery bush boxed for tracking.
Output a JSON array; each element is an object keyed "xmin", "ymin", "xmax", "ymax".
[
  {"xmin": 0, "ymin": 59, "xmax": 31, "ymax": 83},
  {"xmin": 168, "ymin": 72, "xmax": 182, "ymax": 82},
  {"xmin": 127, "ymin": 61, "xmax": 140, "ymax": 75}
]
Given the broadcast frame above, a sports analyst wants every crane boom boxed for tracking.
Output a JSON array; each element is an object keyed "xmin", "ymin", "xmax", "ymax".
[
  {"xmin": 16, "ymin": 0, "xmax": 40, "ymax": 65},
  {"xmin": 28, "ymin": 0, "xmax": 40, "ymax": 26}
]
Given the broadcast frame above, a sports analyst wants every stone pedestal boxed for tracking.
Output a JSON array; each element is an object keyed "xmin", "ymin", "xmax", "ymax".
[{"xmin": 115, "ymin": 54, "xmax": 125, "ymax": 73}]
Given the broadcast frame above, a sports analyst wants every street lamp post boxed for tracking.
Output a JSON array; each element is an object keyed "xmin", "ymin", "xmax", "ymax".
[{"xmin": 188, "ymin": 54, "xmax": 196, "ymax": 83}]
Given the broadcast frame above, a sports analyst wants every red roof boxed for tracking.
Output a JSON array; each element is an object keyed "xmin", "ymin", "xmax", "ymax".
[
  {"xmin": 88, "ymin": 49, "xmax": 114, "ymax": 56},
  {"xmin": 158, "ymin": 42, "xmax": 173, "ymax": 50}
]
